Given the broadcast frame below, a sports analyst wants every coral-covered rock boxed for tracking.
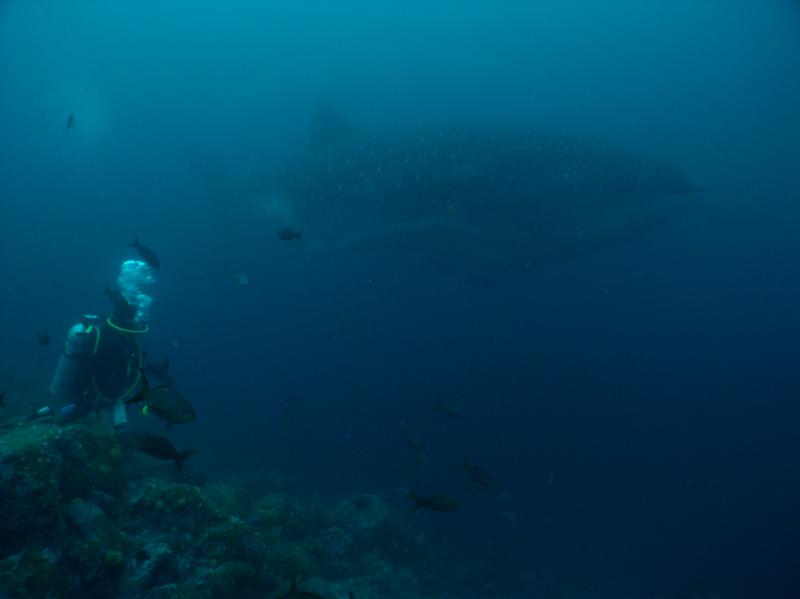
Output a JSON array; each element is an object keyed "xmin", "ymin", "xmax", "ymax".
[
  {"xmin": 0, "ymin": 420, "xmax": 126, "ymax": 598},
  {"xmin": 0, "ymin": 421, "xmax": 124, "ymax": 558},
  {"xmin": 0, "ymin": 425, "xmax": 65, "ymax": 558},
  {"xmin": 0, "ymin": 546, "xmax": 66, "ymax": 599},
  {"xmin": 0, "ymin": 421, "xmax": 438, "ymax": 599}
]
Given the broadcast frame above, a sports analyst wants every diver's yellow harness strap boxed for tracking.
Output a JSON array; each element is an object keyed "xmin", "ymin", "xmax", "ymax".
[
  {"xmin": 90, "ymin": 323, "xmax": 144, "ymax": 404},
  {"xmin": 106, "ymin": 317, "xmax": 149, "ymax": 334}
]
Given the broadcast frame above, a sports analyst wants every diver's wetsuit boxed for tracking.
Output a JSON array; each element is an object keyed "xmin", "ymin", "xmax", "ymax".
[{"xmin": 67, "ymin": 318, "xmax": 143, "ymax": 419}]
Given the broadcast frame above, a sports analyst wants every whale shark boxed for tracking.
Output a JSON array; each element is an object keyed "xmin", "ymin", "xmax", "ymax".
[{"xmin": 249, "ymin": 106, "xmax": 699, "ymax": 272}]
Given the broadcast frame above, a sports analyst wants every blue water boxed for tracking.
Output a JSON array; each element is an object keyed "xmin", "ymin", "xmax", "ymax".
[{"xmin": 1, "ymin": 1, "xmax": 799, "ymax": 597}]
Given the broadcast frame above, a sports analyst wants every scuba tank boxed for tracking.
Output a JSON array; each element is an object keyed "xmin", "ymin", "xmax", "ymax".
[
  {"xmin": 50, "ymin": 259, "xmax": 155, "ymax": 425},
  {"xmin": 49, "ymin": 316, "xmax": 99, "ymax": 401}
]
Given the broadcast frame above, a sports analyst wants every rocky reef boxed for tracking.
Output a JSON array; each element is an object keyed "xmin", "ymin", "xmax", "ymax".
[{"xmin": 0, "ymin": 419, "xmax": 439, "ymax": 599}]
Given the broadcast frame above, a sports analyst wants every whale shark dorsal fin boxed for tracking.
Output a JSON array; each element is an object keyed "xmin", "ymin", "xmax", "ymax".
[{"xmin": 310, "ymin": 101, "xmax": 357, "ymax": 149}]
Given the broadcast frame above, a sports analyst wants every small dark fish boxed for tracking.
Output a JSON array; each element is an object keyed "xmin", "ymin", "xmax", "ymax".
[
  {"xmin": 409, "ymin": 493, "xmax": 459, "ymax": 512},
  {"xmin": 105, "ymin": 285, "xmax": 137, "ymax": 324},
  {"xmin": 0, "ymin": 389, "xmax": 6, "ymax": 407},
  {"xmin": 463, "ymin": 459, "xmax": 499, "ymax": 490},
  {"xmin": 36, "ymin": 331, "xmax": 50, "ymax": 347},
  {"xmin": 66, "ymin": 114, "xmax": 74, "ymax": 130},
  {"xmin": 131, "ymin": 434, "xmax": 196, "ymax": 473},
  {"xmin": 349, "ymin": 593, "xmax": 355, "ymax": 599},
  {"xmin": 277, "ymin": 227, "xmax": 302, "ymax": 242},
  {"xmin": 126, "ymin": 370, "xmax": 197, "ymax": 425},
  {"xmin": 276, "ymin": 577, "xmax": 325, "ymax": 599},
  {"xmin": 128, "ymin": 236, "xmax": 161, "ymax": 269},
  {"xmin": 433, "ymin": 399, "xmax": 461, "ymax": 417}
]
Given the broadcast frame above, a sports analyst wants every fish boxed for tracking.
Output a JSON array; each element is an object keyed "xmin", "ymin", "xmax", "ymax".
[
  {"xmin": 246, "ymin": 104, "xmax": 699, "ymax": 273},
  {"xmin": 130, "ymin": 434, "xmax": 196, "ymax": 473},
  {"xmin": 463, "ymin": 459, "xmax": 499, "ymax": 490},
  {"xmin": 224, "ymin": 263, "xmax": 249, "ymax": 285},
  {"xmin": 276, "ymin": 577, "xmax": 325, "ymax": 599},
  {"xmin": 409, "ymin": 493, "xmax": 459, "ymax": 512},
  {"xmin": 433, "ymin": 399, "xmax": 462, "ymax": 417},
  {"xmin": 105, "ymin": 285, "xmax": 137, "ymax": 324},
  {"xmin": 277, "ymin": 227, "xmax": 302, "ymax": 241},
  {"xmin": 125, "ymin": 369, "xmax": 197, "ymax": 425},
  {"xmin": 36, "ymin": 331, "xmax": 50, "ymax": 347},
  {"xmin": 128, "ymin": 236, "xmax": 161, "ymax": 269},
  {"xmin": 0, "ymin": 389, "xmax": 6, "ymax": 408},
  {"xmin": 66, "ymin": 114, "xmax": 74, "ymax": 130}
]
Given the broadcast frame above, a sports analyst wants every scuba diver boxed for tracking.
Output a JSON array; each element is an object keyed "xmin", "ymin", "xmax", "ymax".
[{"xmin": 49, "ymin": 259, "xmax": 155, "ymax": 427}]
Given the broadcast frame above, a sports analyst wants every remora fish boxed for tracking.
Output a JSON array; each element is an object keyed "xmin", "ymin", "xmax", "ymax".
[{"xmin": 250, "ymin": 105, "xmax": 699, "ymax": 272}]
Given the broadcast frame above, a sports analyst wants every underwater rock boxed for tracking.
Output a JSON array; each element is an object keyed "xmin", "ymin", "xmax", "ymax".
[
  {"xmin": 120, "ymin": 478, "xmax": 268, "ymax": 597},
  {"xmin": 249, "ymin": 493, "xmax": 331, "ymax": 542},
  {"xmin": 0, "ymin": 434, "xmax": 63, "ymax": 558},
  {"xmin": 334, "ymin": 494, "xmax": 391, "ymax": 531},
  {"xmin": 56, "ymin": 424, "xmax": 125, "ymax": 500},
  {"xmin": 126, "ymin": 478, "xmax": 226, "ymax": 533},
  {"xmin": 334, "ymin": 495, "xmax": 422, "ymax": 568},
  {"xmin": 0, "ymin": 421, "xmax": 449, "ymax": 598},
  {"xmin": 63, "ymin": 498, "xmax": 112, "ymax": 540},
  {"xmin": 0, "ymin": 546, "xmax": 66, "ymax": 599},
  {"xmin": 0, "ymin": 423, "xmax": 109, "ymax": 557},
  {"xmin": 311, "ymin": 526, "xmax": 354, "ymax": 578},
  {"xmin": 249, "ymin": 492, "xmax": 292, "ymax": 532},
  {"xmin": 204, "ymin": 472, "xmax": 283, "ymax": 516},
  {"xmin": 119, "ymin": 539, "xmax": 177, "ymax": 593}
]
